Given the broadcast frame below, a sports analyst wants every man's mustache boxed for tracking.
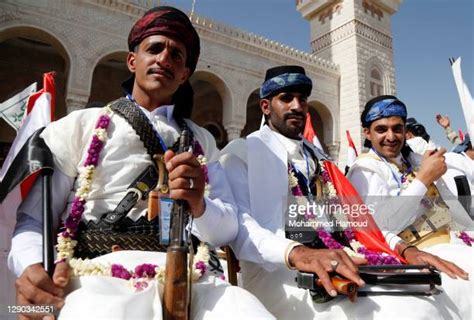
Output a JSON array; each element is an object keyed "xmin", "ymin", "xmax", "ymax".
[
  {"xmin": 147, "ymin": 66, "xmax": 174, "ymax": 79},
  {"xmin": 284, "ymin": 112, "xmax": 305, "ymax": 122}
]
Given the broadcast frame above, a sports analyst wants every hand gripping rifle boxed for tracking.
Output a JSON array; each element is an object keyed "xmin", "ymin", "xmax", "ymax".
[
  {"xmin": 163, "ymin": 128, "xmax": 191, "ymax": 320},
  {"xmin": 296, "ymin": 265, "xmax": 442, "ymax": 303}
]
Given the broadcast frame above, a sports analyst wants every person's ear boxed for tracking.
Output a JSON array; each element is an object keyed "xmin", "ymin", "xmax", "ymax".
[
  {"xmin": 363, "ymin": 127, "xmax": 371, "ymax": 141},
  {"xmin": 260, "ymin": 98, "xmax": 271, "ymax": 116},
  {"xmin": 127, "ymin": 52, "xmax": 136, "ymax": 73}
]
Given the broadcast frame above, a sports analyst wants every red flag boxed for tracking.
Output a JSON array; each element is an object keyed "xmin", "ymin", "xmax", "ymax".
[
  {"xmin": 304, "ymin": 113, "xmax": 323, "ymax": 150},
  {"xmin": 459, "ymin": 129, "xmax": 465, "ymax": 142},
  {"xmin": 0, "ymin": 72, "xmax": 56, "ymax": 224},
  {"xmin": 345, "ymin": 130, "xmax": 358, "ymax": 168},
  {"xmin": 323, "ymin": 160, "xmax": 405, "ymax": 262}
]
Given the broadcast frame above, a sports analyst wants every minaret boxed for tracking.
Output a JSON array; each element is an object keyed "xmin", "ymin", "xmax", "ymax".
[{"xmin": 297, "ymin": 0, "xmax": 402, "ymax": 165}]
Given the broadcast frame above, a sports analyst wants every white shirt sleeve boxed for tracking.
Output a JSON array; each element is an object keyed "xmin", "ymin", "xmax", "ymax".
[
  {"xmin": 348, "ymin": 166, "xmax": 427, "ymax": 234},
  {"xmin": 8, "ymin": 168, "xmax": 74, "ymax": 277},
  {"xmin": 220, "ymin": 153, "xmax": 293, "ymax": 271},
  {"xmin": 191, "ymin": 161, "xmax": 238, "ymax": 247}
]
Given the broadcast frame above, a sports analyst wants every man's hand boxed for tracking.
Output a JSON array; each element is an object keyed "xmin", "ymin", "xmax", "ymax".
[
  {"xmin": 416, "ymin": 148, "xmax": 447, "ymax": 187},
  {"xmin": 402, "ymin": 246, "xmax": 469, "ymax": 280},
  {"xmin": 15, "ymin": 262, "xmax": 70, "ymax": 319},
  {"xmin": 164, "ymin": 150, "xmax": 206, "ymax": 217},
  {"xmin": 435, "ymin": 114, "xmax": 450, "ymax": 129},
  {"xmin": 288, "ymin": 246, "xmax": 366, "ymax": 297}
]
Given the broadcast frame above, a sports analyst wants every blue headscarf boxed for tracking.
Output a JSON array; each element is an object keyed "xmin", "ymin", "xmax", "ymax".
[
  {"xmin": 260, "ymin": 66, "xmax": 312, "ymax": 99},
  {"xmin": 362, "ymin": 96, "xmax": 407, "ymax": 127}
]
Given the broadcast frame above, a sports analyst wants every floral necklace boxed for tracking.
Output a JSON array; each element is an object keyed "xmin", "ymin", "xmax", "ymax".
[
  {"xmin": 288, "ymin": 157, "xmax": 401, "ymax": 265},
  {"xmin": 371, "ymin": 148, "xmax": 414, "ymax": 193},
  {"xmin": 55, "ymin": 107, "xmax": 211, "ymax": 289}
]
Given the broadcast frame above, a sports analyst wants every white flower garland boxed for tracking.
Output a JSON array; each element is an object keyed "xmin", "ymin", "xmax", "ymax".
[{"xmin": 68, "ymin": 244, "xmax": 210, "ymax": 289}]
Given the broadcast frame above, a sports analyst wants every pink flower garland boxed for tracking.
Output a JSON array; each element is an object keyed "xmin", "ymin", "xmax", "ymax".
[
  {"xmin": 318, "ymin": 229, "xmax": 400, "ymax": 265},
  {"xmin": 57, "ymin": 112, "xmax": 211, "ymax": 286},
  {"xmin": 288, "ymin": 162, "xmax": 400, "ymax": 265},
  {"xmin": 457, "ymin": 231, "xmax": 474, "ymax": 246},
  {"xmin": 60, "ymin": 114, "xmax": 110, "ymax": 240}
]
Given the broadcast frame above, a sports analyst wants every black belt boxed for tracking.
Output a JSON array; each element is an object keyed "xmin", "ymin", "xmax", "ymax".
[{"xmin": 75, "ymin": 216, "xmax": 166, "ymax": 259}]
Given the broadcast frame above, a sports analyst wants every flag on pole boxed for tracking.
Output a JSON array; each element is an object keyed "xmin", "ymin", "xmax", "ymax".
[
  {"xmin": 0, "ymin": 72, "xmax": 55, "ymax": 182},
  {"xmin": 303, "ymin": 112, "xmax": 324, "ymax": 150},
  {"xmin": 346, "ymin": 130, "xmax": 358, "ymax": 167},
  {"xmin": 459, "ymin": 129, "xmax": 465, "ymax": 142},
  {"xmin": 0, "ymin": 72, "xmax": 56, "ymax": 227},
  {"xmin": 450, "ymin": 57, "xmax": 473, "ymax": 138},
  {"xmin": 0, "ymin": 82, "xmax": 37, "ymax": 131}
]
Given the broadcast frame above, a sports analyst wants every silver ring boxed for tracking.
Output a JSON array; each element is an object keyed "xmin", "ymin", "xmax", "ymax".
[
  {"xmin": 189, "ymin": 178, "xmax": 194, "ymax": 189},
  {"xmin": 330, "ymin": 260, "xmax": 339, "ymax": 272}
]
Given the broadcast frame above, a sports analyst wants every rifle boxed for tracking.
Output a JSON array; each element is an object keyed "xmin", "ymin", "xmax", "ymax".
[
  {"xmin": 296, "ymin": 265, "xmax": 442, "ymax": 303},
  {"xmin": 163, "ymin": 128, "xmax": 191, "ymax": 320}
]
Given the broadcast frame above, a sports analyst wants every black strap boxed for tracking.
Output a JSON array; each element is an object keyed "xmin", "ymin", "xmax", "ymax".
[
  {"xmin": 109, "ymin": 98, "xmax": 167, "ymax": 157},
  {"xmin": 103, "ymin": 165, "xmax": 158, "ymax": 225},
  {"xmin": 109, "ymin": 97, "xmax": 194, "ymax": 156},
  {"xmin": 101, "ymin": 98, "xmax": 194, "ymax": 226}
]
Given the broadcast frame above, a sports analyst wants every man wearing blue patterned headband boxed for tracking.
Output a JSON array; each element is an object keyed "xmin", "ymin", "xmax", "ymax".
[
  {"xmin": 348, "ymin": 94, "xmax": 466, "ymax": 232},
  {"xmin": 348, "ymin": 95, "xmax": 473, "ymax": 319},
  {"xmin": 220, "ymin": 73, "xmax": 470, "ymax": 319}
]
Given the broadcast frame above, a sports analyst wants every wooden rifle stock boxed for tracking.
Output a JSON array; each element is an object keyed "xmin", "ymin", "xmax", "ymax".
[
  {"xmin": 316, "ymin": 277, "xmax": 358, "ymax": 302},
  {"xmin": 163, "ymin": 128, "xmax": 191, "ymax": 320}
]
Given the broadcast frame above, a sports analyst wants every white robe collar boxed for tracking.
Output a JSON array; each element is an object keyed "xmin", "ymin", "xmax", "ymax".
[{"xmin": 138, "ymin": 104, "xmax": 175, "ymax": 123}]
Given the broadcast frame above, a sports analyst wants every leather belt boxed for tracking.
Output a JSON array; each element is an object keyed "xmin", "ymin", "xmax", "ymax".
[{"xmin": 399, "ymin": 206, "xmax": 452, "ymax": 247}]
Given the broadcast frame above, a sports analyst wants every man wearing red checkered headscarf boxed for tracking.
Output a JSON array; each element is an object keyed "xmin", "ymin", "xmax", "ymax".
[{"xmin": 9, "ymin": 6, "xmax": 274, "ymax": 319}]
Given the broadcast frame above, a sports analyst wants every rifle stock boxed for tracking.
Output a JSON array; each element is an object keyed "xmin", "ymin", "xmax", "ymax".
[
  {"xmin": 164, "ymin": 246, "xmax": 189, "ymax": 320},
  {"xmin": 163, "ymin": 128, "xmax": 191, "ymax": 320}
]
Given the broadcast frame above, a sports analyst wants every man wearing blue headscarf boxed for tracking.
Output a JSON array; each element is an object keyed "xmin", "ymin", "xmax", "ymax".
[
  {"xmin": 348, "ymin": 95, "xmax": 473, "ymax": 319},
  {"xmin": 348, "ymin": 95, "xmax": 451, "ymax": 232}
]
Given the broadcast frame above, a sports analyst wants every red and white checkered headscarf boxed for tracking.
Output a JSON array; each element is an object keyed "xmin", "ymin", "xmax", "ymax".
[{"xmin": 128, "ymin": 6, "xmax": 200, "ymax": 74}]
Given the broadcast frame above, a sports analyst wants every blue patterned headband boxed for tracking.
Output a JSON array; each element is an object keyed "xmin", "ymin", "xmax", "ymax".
[
  {"xmin": 260, "ymin": 72, "xmax": 312, "ymax": 98},
  {"xmin": 364, "ymin": 98, "xmax": 407, "ymax": 124}
]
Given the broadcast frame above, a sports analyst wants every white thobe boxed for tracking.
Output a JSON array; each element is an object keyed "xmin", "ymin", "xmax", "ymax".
[
  {"xmin": 8, "ymin": 103, "xmax": 273, "ymax": 319},
  {"xmin": 348, "ymin": 149, "xmax": 473, "ymax": 319},
  {"xmin": 220, "ymin": 125, "xmax": 471, "ymax": 319}
]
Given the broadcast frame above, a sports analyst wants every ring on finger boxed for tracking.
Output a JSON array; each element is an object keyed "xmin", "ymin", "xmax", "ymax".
[
  {"xmin": 330, "ymin": 260, "xmax": 339, "ymax": 272},
  {"xmin": 189, "ymin": 178, "xmax": 194, "ymax": 189}
]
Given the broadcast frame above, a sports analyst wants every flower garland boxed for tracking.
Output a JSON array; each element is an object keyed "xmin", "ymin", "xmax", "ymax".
[
  {"xmin": 56, "ymin": 108, "xmax": 112, "ymax": 263},
  {"xmin": 193, "ymin": 140, "xmax": 209, "ymax": 196},
  {"xmin": 56, "ymin": 109, "xmax": 211, "ymax": 286},
  {"xmin": 288, "ymin": 160, "xmax": 400, "ymax": 265},
  {"xmin": 68, "ymin": 244, "xmax": 210, "ymax": 292},
  {"xmin": 456, "ymin": 231, "xmax": 474, "ymax": 246}
]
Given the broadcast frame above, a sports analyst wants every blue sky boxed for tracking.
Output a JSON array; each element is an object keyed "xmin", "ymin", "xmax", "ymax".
[{"xmin": 164, "ymin": 0, "xmax": 473, "ymax": 148}]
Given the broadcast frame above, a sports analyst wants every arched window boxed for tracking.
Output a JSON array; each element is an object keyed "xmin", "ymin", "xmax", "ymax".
[{"xmin": 369, "ymin": 68, "xmax": 384, "ymax": 98}]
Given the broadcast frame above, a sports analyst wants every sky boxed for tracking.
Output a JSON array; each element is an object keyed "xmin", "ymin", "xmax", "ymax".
[{"xmin": 161, "ymin": 0, "xmax": 473, "ymax": 149}]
